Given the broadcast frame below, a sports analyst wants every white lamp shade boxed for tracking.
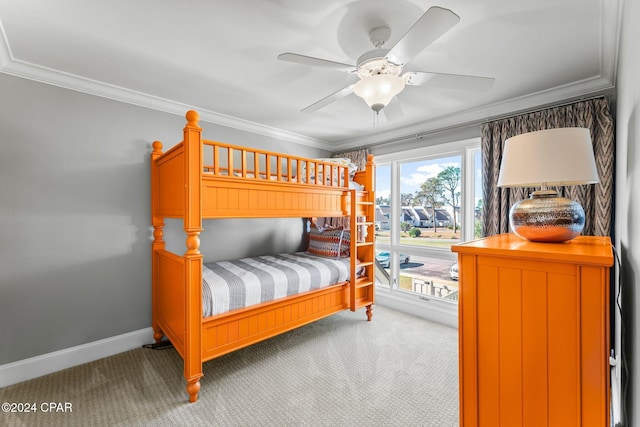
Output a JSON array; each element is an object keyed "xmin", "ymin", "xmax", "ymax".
[
  {"xmin": 353, "ymin": 74, "xmax": 405, "ymax": 111},
  {"xmin": 497, "ymin": 127, "xmax": 600, "ymax": 188}
]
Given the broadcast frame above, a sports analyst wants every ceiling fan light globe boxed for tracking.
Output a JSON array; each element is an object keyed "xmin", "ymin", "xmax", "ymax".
[{"xmin": 353, "ymin": 75, "xmax": 405, "ymax": 111}]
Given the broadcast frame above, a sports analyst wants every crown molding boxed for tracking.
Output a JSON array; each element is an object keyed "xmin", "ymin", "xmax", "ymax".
[
  {"xmin": 0, "ymin": 59, "xmax": 330, "ymax": 149},
  {"xmin": 338, "ymin": 75, "xmax": 616, "ymax": 150},
  {"xmin": 0, "ymin": 19, "xmax": 11, "ymax": 69},
  {"xmin": 600, "ymin": 0, "xmax": 623, "ymax": 86},
  {"xmin": 1, "ymin": 51, "xmax": 614, "ymax": 152},
  {"xmin": 337, "ymin": 0, "xmax": 621, "ymax": 150},
  {"xmin": 0, "ymin": 0, "xmax": 620, "ymax": 151},
  {"xmin": 0, "ymin": 22, "xmax": 329, "ymax": 150}
]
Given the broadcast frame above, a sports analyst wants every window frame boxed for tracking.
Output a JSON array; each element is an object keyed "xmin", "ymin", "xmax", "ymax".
[{"xmin": 373, "ymin": 137, "xmax": 481, "ymax": 326}]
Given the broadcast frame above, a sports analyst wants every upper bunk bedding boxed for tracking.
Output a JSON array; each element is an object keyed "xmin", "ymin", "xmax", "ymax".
[{"xmin": 202, "ymin": 251, "xmax": 353, "ymax": 317}]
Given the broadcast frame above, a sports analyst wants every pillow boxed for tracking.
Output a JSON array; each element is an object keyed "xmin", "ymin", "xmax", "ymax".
[
  {"xmin": 298, "ymin": 158, "xmax": 358, "ymax": 184},
  {"xmin": 307, "ymin": 227, "xmax": 350, "ymax": 258},
  {"xmin": 316, "ymin": 158, "xmax": 358, "ymax": 179}
]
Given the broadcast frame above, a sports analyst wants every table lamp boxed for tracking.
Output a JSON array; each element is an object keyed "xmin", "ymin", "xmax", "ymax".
[{"xmin": 497, "ymin": 127, "xmax": 599, "ymax": 243}]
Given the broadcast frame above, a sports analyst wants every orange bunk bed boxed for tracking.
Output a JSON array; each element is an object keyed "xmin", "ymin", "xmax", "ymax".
[{"xmin": 150, "ymin": 110, "xmax": 376, "ymax": 402}]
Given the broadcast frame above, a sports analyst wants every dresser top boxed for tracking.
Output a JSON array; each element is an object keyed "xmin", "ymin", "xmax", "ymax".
[{"xmin": 451, "ymin": 233, "xmax": 614, "ymax": 267}]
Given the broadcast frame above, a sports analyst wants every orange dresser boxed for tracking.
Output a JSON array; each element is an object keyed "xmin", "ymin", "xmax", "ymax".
[{"xmin": 452, "ymin": 233, "xmax": 613, "ymax": 427}]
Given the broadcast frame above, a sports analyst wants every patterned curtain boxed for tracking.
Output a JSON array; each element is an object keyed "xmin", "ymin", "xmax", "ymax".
[
  {"xmin": 332, "ymin": 148, "xmax": 370, "ymax": 171},
  {"xmin": 481, "ymin": 97, "xmax": 614, "ymax": 237},
  {"xmin": 316, "ymin": 148, "xmax": 370, "ymax": 229}
]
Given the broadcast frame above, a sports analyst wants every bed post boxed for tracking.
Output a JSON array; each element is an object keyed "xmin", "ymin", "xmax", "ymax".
[
  {"xmin": 364, "ymin": 154, "xmax": 375, "ymax": 321},
  {"xmin": 150, "ymin": 140, "xmax": 165, "ymax": 342},
  {"xmin": 183, "ymin": 110, "xmax": 204, "ymax": 403}
]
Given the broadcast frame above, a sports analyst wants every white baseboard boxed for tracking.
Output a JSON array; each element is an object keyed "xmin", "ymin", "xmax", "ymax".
[
  {"xmin": 0, "ymin": 327, "xmax": 153, "ymax": 388},
  {"xmin": 375, "ymin": 287, "xmax": 458, "ymax": 329},
  {"xmin": 0, "ymin": 294, "xmax": 455, "ymax": 388},
  {"xmin": 0, "ymin": 299, "xmax": 453, "ymax": 388}
]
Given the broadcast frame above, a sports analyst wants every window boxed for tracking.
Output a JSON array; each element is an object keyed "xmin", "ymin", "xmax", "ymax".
[
  {"xmin": 374, "ymin": 138, "xmax": 481, "ymax": 306},
  {"xmin": 399, "ymin": 154, "xmax": 462, "ymax": 248},
  {"xmin": 375, "ymin": 164, "xmax": 391, "ymax": 245},
  {"xmin": 472, "ymin": 150, "xmax": 483, "ymax": 239}
]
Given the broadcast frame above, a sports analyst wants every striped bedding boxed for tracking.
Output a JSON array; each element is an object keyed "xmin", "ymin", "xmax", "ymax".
[{"xmin": 202, "ymin": 252, "xmax": 351, "ymax": 317}]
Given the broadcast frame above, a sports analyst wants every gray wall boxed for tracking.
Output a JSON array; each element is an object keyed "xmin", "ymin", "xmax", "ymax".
[
  {"xmin": 0, "ymin": 73, "xmax": 330, "ymax": 365},
  {"xmin": 615, "ymin": 0, "xmax": 640, "ymax": 423}
]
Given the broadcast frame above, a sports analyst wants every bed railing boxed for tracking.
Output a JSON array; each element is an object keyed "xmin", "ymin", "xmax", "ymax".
[{"xmin": 202, "ymin": 140, "xmax": 351, "ymax": 188}]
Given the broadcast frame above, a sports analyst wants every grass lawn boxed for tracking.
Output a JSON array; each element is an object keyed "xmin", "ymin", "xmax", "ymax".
[{"xmin": 375, "ymin": 227, "xmax": 461, "ymax": 248}]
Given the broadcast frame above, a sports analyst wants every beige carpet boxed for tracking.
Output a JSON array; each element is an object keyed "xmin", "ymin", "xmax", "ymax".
[{"xmin": 0, "ymin": 305, "xmax": 458, "ymax": 426}]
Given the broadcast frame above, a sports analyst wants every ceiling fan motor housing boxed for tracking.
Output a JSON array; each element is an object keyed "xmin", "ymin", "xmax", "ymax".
[{"xmin": 356, "ymin": 49, "xmax": 402, "ymax": 78}]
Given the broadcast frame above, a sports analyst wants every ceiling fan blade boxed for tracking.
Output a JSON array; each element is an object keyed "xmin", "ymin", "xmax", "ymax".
[
  {"xmin": 278, "ymin": 53, "xmax": 356, "ymax": 73},
  {"xmin": 301, "ymin": 84, "xmax": 355, "ymax": 112},
  {"xmin": 404, "ymin": 71, "xmax": 495, "ymax": 91},
  {"xmin": 383, "ymin": 97, "xmax": 404, "ymax": 121},
  {"xmin": 386, "ymin": 7, "xmax": 460, "ymax": 66}
]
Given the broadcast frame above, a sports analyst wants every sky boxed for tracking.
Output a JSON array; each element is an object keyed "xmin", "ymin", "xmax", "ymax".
[
  {"xmin": 376, "ymin": 153, "xmax": 482, "ymax": 206},
  {"xmin": 376, "ymin": 155, "xmax": 461, "ymax": 201}
]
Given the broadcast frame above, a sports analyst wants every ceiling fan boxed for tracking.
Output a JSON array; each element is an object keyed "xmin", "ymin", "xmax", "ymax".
[{"xmin": 278, "ymin": 6, "xmax": 494, "ymax": 116}]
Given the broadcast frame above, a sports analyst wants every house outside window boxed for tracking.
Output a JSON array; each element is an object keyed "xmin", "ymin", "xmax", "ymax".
[{"xmin": 374, "ymin": 138, "xmax": 482, "ymax": 313}]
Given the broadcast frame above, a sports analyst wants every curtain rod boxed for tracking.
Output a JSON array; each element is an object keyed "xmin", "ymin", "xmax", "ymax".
[
  {"xmin": 483, "ymin": 94, "xmax": 609, "ymax": 124},
  {"xmin": 362, "ymin": 92, "xmax": 611, "ymax": 151}
]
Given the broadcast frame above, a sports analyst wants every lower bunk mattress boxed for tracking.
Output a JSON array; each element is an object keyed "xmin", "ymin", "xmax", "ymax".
[{"xmin": 202, "ymin": 252, "xmax": 354, "ymax": 317}]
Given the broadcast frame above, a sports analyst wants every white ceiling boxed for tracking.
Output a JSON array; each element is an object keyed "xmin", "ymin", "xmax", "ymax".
[{"xmin": 0, "ymin": 0, "xmax": 622, "ymax": 150}]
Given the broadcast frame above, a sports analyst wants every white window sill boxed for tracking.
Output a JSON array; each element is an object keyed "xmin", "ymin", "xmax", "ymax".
[{"xmin": 375, "ymin": 286, "xmax": 458, "ymax": 329}]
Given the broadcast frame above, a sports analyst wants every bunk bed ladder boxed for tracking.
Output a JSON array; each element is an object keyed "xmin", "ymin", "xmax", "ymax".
[{"xmin": 349, "ymin": 187, "xmax": 375, "ymax": 320}]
